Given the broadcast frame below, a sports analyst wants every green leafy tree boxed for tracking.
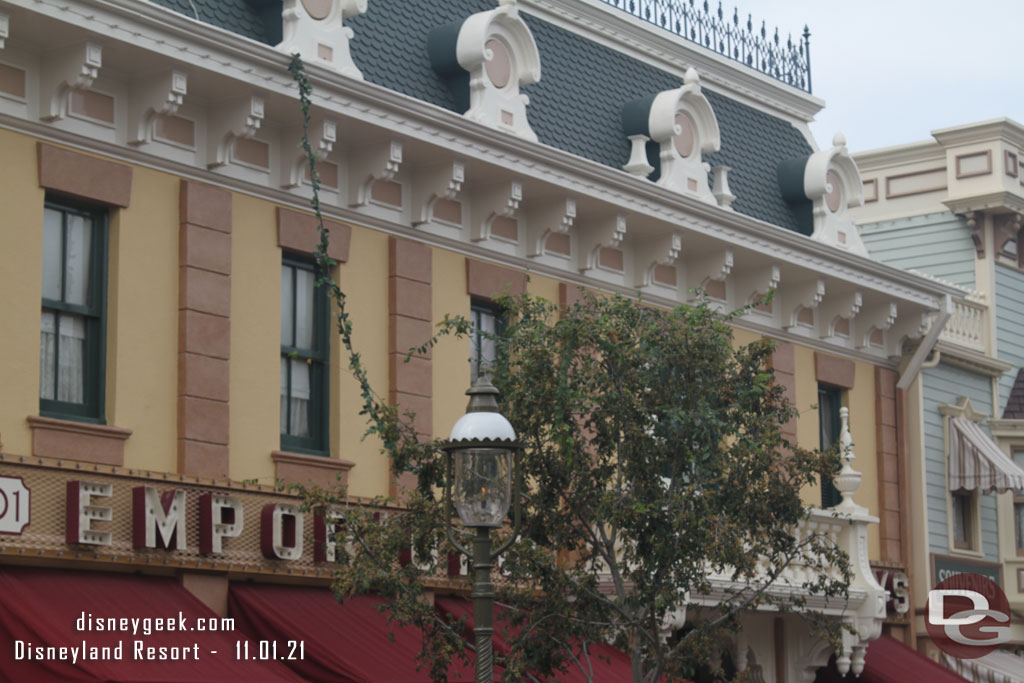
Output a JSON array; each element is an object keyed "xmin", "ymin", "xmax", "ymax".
[{"xmin": 287, "ymin": 56, "xmax": 850, "ymax": 683}]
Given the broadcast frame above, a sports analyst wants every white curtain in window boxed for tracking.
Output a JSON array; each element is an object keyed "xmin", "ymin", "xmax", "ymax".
[
  {"xmin": 64, "ymin": 214, "xmax": 91, "ymax": 306},
  {"xmin": 280, "ymin": 357, "xmax": 311, "ymax": 438},
  {"xmin": 40, "ymin": 312, "xmax": 86, "ymax": 404}
]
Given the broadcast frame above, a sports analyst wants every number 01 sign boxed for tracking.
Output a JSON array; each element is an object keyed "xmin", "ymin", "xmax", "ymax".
[{"xmin": 0, "ymin": 476, "xmax": 30, "ymax": 535}]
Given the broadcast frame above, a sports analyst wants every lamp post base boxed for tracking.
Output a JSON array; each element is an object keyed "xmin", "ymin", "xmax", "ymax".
[{"xmin": 472, "ymin": 526, "xmax": 496, "ymax": 683}]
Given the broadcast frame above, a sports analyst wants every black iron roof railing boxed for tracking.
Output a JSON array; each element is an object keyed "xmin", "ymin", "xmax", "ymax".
[{"xmin": 598, "ymin": 0, "xmax": 812, "ymax": 93}]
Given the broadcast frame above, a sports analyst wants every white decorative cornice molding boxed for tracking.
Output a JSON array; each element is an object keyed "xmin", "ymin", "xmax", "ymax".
[
  {"xmin": 579, "ymin": 213, "xmax": 627, "ymax": 274},
  {"xmin": 817, "ymin": 291, "xmax": 862, "ymax": 339},
  {"xmin": 412, "ymin": 160, "xmax": 465, "ymax": 226},
  {"xmin": 472, "ymin": 180, "xmax": 522, "ymax": 242},
  {"xmin": 206, "ymin": 94, "xmax": 265, "ymax": 169},
  {"xmin": 277, "ymin": 0, "xmax": 367, "ymax": 79},
  {"xmin": 348, "ymin": 139, "xmax": 402, "ymax": 207},
  {"xmin": 854, "ymin": 302, "xmax": 897, "ymax": 350},
  {"xmin": 128, "ymin": 69, "xmax": 188, "ymax": 146},
  {"xmin": 733, "ymin": 264, "xmax": 780, "ymax": 306},
  {"xmin": 686, "ymin": 248, "xmax": 733, "ymax": 295},
  {"xmin": 526, "ymin": 196, "xmax": 576, "ymax": 257},
  {"xmin": 634, "ymin": 230, "xmax": 681, "ymax": 288},
  {"xmin": 886, "ymin": 310, "xmax": 929, "ymax": 358},
  {"xmin": 40, "ymin": 41, "xmax": 102, "ymax": 122},
  {"xmin": 781, "ymin": 278, "xmax": 825, "ymax": 330},
  {"xmin": 283, "ymin": 117, "xmax": 336, "ymax": 188},
  {"xmin": 932, "ymin": 117, "xmax": 1024, "ymax": 151}
]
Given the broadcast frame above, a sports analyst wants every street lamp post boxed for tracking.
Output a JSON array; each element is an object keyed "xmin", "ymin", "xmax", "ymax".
[{"xmin": 442, "ymin": 375, "xmax": 522, "ymax": 683}]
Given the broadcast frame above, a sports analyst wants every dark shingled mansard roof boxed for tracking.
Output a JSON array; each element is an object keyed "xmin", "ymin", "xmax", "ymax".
[
  {"xmin": 1003, "ymin": 369, "xmax": 1024, "ymax": 419},
  {"xmin": 151, "ymin": 0, "xmax": 812, "ymax": 232}
]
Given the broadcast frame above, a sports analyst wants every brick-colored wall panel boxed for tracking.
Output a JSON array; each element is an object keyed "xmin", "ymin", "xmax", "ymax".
[
  {"xmin": 882, "ymin": 481, "xmax": 900, "ymax": 511},
  {"xmin": 272, "ymin": 451, "xmax": 354, "ymax": 489},
  {"xmin": 466, "ymin": 259, "xmax": 527, "ymax": 299},
  {"xmin": 179, "ymin": 310, "xmax": 230, "ymax": 360},
  {"xmin": 276, "ymin": 207, "xmax": 351, "ymax": 262},
  {"xmin": 390, "ymin": 356, "xmax": 432, "ymax": 398},
  {"xmin": 559, "ymin": 283, "xmax": 585, "ymax": 313},
  {"xmin": 388, "ymin": 237, "xmax": 431, "ymax": 283},
  {"xmin": 390, "ymin": 316, "xmax": 433, "ymax": 359},
  {"xmin": 178, "ymin": 353, "xmax": 230, "ymax": 402},
  {"xmin": 389, "ymin": 279, "xmax": 431, "ymax": 321},
  {"xmin": 177, "ymin": 396, "xmax": 229, "ymax": 444},
  {"xmin": 180, "ymin": 181, "xmax": 231, "ymax": 233},
  {"xmin": 180, "ymin": 224, "xmax": 231, "ymax": 275},
  {"xmin": 27, "ymin": 416, "xmax": 131, "ymax": 466},
  {"xmin": 771, "ymin": 342, "xmax": 798, "ymax": 442},
  {"xmin": 179, "ymin": 267, "xmax": 230, "ymax": 318},
  {"xmin": 177, "ymin": 440, "xmax": 229, "ymax": 478},
  {"xmin": 37, "ymin": 143, "xmax": 132, "ymax": 208},
  {"xmin": 392, "ymin": 391, "xmax": 433, "ymax": 437},
  {"xmin": 814, "ymin": 352, "xmax": 855, "ymax": 389},
  {"xmin": 877, "ymin": 368, "xmax": 897, "ymax": 398},
  {"xmin": 178, "ymin": 180, "xmax": 232, "ymax": 477}
]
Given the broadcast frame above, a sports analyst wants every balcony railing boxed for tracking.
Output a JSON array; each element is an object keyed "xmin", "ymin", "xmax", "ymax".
[
  {"xmin": 598, "ymin": 0, "xmax": 813, "ymax": 93},
  {"xmin": 940, "ymin": 294, "xmax": 988, "ymax": 353}
]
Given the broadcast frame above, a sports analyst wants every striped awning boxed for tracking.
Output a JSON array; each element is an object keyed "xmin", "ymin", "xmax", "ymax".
[{"xmin": 949, "ymin": 417, "xmax": 1024, "ymax": 493}]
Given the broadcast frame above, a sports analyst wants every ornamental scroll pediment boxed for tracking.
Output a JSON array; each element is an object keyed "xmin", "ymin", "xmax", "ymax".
[
  {"xmin": 621, "ymin": 68, "xmax": 722, "ymax": 206},
  {"xmin": 428, "ymin": 0, "xmax": 541, "ymax": 142},
  {"xmin": 276, "ymin": 0, "xmax": 367, "ymax": 79},
  {"xmin": 780, "ymin": 133, "xmax": 868, "ymax": 255}
]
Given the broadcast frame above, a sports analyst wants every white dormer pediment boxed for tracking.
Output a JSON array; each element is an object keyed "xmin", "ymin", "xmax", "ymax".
[
  {"xmin": 622, "ymin": 68, "xmax": 721, "ymax": 206},
  {"xmin": 276, "ymin": 0, "xmax": 367, "ymax": 79},
  {"xmin": 430, "ymin": 0, "xmax": 541, "ymax": 142},
  {"xmin": 804, "ymin": 133, "xmax": 868, "ymax": 256}
]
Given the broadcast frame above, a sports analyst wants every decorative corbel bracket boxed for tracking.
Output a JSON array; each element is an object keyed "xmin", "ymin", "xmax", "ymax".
[
  {"xmin": 283, "ymin": 118, "xmax": 336, "ymax": 188},
  {"xmin": 41, "ymin": 41, "xmax": 102, "ymax": 121},
  {"xmin": 471, "ymin": 180, "xmax": 522, "ymax": 242},
  {"xmin": 526, "ymin": 197, "xmax": 576, "ymax": 257},
  {"xmin": 276, "ymin": 0, "xmax": 367, "ymax": 79},
  {"xmin": 579, "ymin": 214, "xmax": 627, "ymax": 273},
  {"xmin": 128, "ymin": 69, "xmax": 188, "ymax": 145},
  {"xmin": 733, "ymin": 264, "xmax": 780, "ymax": 306},
  {"xmin": 781, "ymin": 278, "xmax": 825, "ymax": 330},
  {"xmin": 817, "ymin": 291, "xmax": 862, "ymax": 339},
  {"xmin": 207, "ymin": 95, "xmax": 265, "ymax": 169},
  {"xmin": 854, "ymin": 302, "xmax": 898, "ymax": 349},
  {"xmin": 349, "ymin": 139, "xmax": 403, "ymax": 207},
  {"xmin": 686, "ymin": 249, "xmax": 733, "ymax": 295},
  {"xmin": 635, "ymin": 231, "xmax": 682, "ymax": 288},
  {"xmin": 886, "ymin": 310, "xmax": 929, "ymax": 358},
  {"xmin": 412, "ymin": 160, "xmax": 465, "ymax": 225},
  {"xmin": 0, "ymin": 13, "xmax": 9, "ymax": 50}
]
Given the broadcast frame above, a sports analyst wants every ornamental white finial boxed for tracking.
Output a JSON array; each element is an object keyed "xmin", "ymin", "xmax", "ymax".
[
  {"xmin": 833, "ymin": 406, "xmax": 865, "ymax": 512},
  {"xmin": 684, "ymin": 66, "xmax": 699, "ymax": 86},
  {"xmin": 833, "ymin": 132, "xmax": 847, "ymax": 149}
]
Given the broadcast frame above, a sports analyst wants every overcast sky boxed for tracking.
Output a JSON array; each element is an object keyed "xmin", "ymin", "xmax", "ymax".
[{"xmin": 743, "ymin": 1, "xmax": 1022, "ymax": 153}]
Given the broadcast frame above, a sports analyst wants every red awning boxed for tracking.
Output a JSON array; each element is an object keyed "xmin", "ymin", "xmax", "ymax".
[
  {"xmin": 434, "ymin": 595, "xmax": 636, "ymax": 682},
  {"xmin": 229, "ymin": 583, "xmax": 479, "ymax": 682},
  {"xmin": 815, "ymin": 635, "xmax": 968, "ymax": 683},
  {"xmin": 0, "ymin": 565, "xmax": 301, "ymax": 683}
]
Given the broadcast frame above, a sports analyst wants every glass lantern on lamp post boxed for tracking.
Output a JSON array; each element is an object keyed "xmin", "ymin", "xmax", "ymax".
[{"xmin": 442, "ymin": 374, "xmax": 522, "ymax": 683}]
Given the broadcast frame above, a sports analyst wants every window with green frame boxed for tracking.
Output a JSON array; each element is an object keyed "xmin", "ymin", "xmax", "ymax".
[
  {"xmin": 470, "ymin": 299, "xmax": 506, "ymax": 381},
  {"xmin": 39, "ymin": 199, "xmax": 108, "ymax": 422},
  {"xmin": 280, "ymin": 256, "xmax": 329, "ymax": 455},
  {"xmin": 818, "ymin": 385, "xmax": 843, "ymax": 508}
]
